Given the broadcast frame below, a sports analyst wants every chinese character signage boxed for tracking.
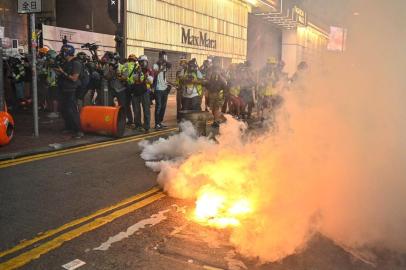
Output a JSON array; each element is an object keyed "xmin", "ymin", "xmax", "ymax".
[
  {"xmin": 293, "ymin": 6, "xmax": 307, "ymax": 26},
  {"xmin": 18, "ymin": 0, "xmax": 42, "ymax": 13}
]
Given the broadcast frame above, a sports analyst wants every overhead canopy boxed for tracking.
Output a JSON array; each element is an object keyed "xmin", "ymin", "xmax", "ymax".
[{"xmin": 248, "ymin": 0, "xmax": 309, "ymax": 30}]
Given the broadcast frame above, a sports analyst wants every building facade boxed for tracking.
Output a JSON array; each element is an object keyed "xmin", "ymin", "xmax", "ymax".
[
  {"xmin": 1, "ymin": 0, "xmax": 329, "ymax": 76},
  {"xmin": 123, "ymin": 0, "xmax": 329, "ymax": 75},
  {"xmin": 247, "ymin": 12, "xmax": 282, "ymax": 71},
  {"xmin": 0, "ymin": 0, "xmax": 28, "ymax": 54},
  {"xmin": 250, "ymin": 0, "xmax": 329, "ymax": 74},
  {"xmin": 37, "ymin": 0, "xmax": 120, "ymax": 35},
  {"xmin": 125, "ymin": 0, "xmax": 251, "ymax": 69}
]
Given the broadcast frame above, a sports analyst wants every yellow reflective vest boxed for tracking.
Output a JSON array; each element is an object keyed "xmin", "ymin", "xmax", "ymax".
[
  {"xmin": 46, "ymin": 67, "xmax": 57, "ymax": 87},
  {"xmin": 123, "ymin": 62, "xmax": 138, "ymax": 85},
  {"xmin": 263, "ymin": 71, "xmax": 278, "ymax": 97},
  {"xmin": 185, "ymin": 72, "xmax": 203, "ymax": 97}
]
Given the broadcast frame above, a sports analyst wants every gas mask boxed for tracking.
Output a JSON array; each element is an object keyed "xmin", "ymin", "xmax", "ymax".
[{"xmin": 188, "ymin": 63, "xmax": 198, "ymax": 73}]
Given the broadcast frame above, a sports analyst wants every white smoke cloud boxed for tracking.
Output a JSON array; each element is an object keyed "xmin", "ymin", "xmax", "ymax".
[
  {"xmin": 139, "ymin": 0, "xmax": 406, "ymax": 264},
  {"xmin": 139, "ymin": 121, "xmax": 213, "ymax": 161}
]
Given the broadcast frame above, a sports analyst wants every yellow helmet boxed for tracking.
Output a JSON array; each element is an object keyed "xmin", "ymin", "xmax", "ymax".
[
  {"xmin": 128, "ymin": 54, "xmax": 137, "ymax": 61},
  {"xmin": 267, "ymin": 57, "xmax": 277, "ymax": 64},
  {"xmin": 38, "ymin": 47, "xmax": 49, "ymax": 54}
]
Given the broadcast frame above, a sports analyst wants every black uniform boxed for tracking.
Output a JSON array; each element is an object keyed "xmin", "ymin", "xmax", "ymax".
[{"xmin": 59, "ymin": 59, "xmax": 82, "ymax": 132}]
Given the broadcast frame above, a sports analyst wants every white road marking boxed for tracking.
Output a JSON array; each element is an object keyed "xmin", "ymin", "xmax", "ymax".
[
  {"xmin": 62, "ymin": 259, "xmax": 86, "ymax": 270},
  {"xmin": 93, "ymin": 209, "xmax": 170, "ymax": 251},
  {"xmin": 203, "ymin": 266, "xmax": 224, "ymax": 270}
]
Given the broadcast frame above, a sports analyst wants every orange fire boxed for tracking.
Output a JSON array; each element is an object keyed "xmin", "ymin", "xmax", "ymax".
[{"xmin": 193, "ymin": 186, "xmax": 254, "ymax": 228}]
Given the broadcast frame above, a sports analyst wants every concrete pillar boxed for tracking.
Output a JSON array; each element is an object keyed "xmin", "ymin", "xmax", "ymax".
[{"xmin": 282, "ymin": 29, "xmax": 299, "ymax": 77}]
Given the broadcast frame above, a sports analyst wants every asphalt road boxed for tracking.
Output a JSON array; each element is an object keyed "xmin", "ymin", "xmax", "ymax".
[{"xmin": 1, "ymin": 125, "xmax": 406, "ymax": 269}]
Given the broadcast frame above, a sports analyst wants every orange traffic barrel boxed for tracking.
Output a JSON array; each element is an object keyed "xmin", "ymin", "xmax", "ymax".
[
  {"xmin": 80, "ymin": 106, "xmax": 126, "ymax": 137},
  {"xmin": 0, "ymin": 111, "xmax": 15, "ymax": 146}
]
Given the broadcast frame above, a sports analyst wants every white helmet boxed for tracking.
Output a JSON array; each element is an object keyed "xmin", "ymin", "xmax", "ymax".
[{"xmin": 139, "ymin": 55, "xmax": 148, "ymax": 61}]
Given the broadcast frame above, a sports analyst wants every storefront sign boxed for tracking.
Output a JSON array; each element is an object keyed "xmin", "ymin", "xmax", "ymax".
[
  {"xmin": 18, "ymin": 0, "xmax": 42, "ymax": 13},
  {"xmin": 42, "ymin": 24, "xmax": 115, "ymax": 55},
  {"xmin": 181, "ymin": 27, "xmax": 217, "ymax": 49},
  {"xmin": 328, "ymin": 26, "xmax": 347, "ymax": 52},
  {"xmin": 293, "ymin": 6, "xmax": 307, "ymax": 25}
]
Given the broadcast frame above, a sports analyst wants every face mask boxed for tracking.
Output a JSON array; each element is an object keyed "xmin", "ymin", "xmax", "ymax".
[{"xmin": 163, "ymin": 55, "xmax": 168, "ymax": 61}]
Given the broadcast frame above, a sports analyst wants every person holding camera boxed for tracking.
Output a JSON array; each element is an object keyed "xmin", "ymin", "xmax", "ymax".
[
  {"xmin": 175, "ymin": 55, "xmax": 188, "ymax": 121},
  {"xmin": 200, "ymin": 58, "xmax": 212, "ymax": 112},
  {"xmin": 180, "ymin": 59, "xmax": 204, "ymax": 111},
  {"xmin": 206, "ymin": 57, "xmax": 228, "ymax": 127},
  {"xmin": 9, "ymin": 55, "xmax": 26, "ymax": 110},
  {"xmin": 55, "ymin": 44, "xmax": 84, "ymax": 139},
  {"xmin": 122, "ymin": 54, "xmax": 139, "ymax": 126},
  {"xmin": 153, "ymin": 51, "xmax": 172, "ymax": 129},
  {"xmin": 103, "ymin": 52, "xmax": 127, "ymax": 108},
  {"xmin": 45, "ymin": 50, "xmax": 59, "ymax": 118},
  {"xmin": 132, "ymin": 55, "xmax": 153, "ymax": 132}
]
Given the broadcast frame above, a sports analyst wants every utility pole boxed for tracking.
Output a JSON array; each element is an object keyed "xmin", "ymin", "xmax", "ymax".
[
  {"xmin": 110, "ymin": 0, "xmax": 124, "ymax": 57},
  {"xmin": 0, "ymin": 36, "xmax": 4, "ymax": 112},
  {"xmin": 30, "ymin": 13, "xmax": 39, "ymax": 137},
  {"xmin": 18, "ymin": 0, "xmax": 42, "ymax": 137}
]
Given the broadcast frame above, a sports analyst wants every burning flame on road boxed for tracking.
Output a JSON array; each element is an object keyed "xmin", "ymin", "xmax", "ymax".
[
  {"xmin": 194, "ymin": 186, "xmax": 253, "ymax": 228},
  {"xmin": 140, "ymin": 10, "xmax": 406, "ymax": 257}
]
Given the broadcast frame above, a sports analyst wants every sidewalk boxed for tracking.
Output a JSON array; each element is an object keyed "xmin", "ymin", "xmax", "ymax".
[
  {"xmin": 0, "ymin": 94, "xmax": 262, "ymax": 161},
  {"xmin": 0, "ymin": 96, "xmax": 178, "ymax": 161}
]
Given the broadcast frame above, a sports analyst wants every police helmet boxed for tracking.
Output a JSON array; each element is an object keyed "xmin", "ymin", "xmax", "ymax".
[{"xmin": 60, "ymin": 44, "xmax": 75, "ymax": 57}]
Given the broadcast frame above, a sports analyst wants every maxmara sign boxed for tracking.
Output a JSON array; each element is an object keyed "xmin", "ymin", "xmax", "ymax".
[{"xmin": 181, "ymin": 27, "xmax": 217, "ymax": 49}]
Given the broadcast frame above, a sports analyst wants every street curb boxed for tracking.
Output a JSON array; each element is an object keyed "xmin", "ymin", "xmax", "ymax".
[
  {"xmin": 0, "ymin": 127, "xmax": 178, "ymax": 162},
  {"xmin": 0, "ymin": 118, "xmax": 263, "ymax": 162}
]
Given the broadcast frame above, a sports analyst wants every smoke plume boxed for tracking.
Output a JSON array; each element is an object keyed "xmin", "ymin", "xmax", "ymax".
[{"xmin": 140, "ymin": 0, "xmax": 406, "ymax": 263}]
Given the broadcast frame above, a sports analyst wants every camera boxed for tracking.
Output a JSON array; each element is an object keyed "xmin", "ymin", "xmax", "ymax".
[
  {"xmin": 48, "ymin": 54, "xmax": 65, "ymax": 69},
  {"xmin": 109, "ymin": 59, "xmax": 119, "ymax": 70},
  {"xmin": 81, "ymin": 43, "xmax": 101, "ymax": 62},
  {"xmin": 81, "ymin": 43, "xmax": 99, "ymax": 51},
  {"xmin": 55, "ymin": 54, "xmax": 65, "ymax": 67}
]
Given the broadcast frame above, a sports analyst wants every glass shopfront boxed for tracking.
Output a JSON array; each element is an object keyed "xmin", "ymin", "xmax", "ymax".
[{"xmin": 125, "ymin": 0, "xmax": 251, "ymax": 65}]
